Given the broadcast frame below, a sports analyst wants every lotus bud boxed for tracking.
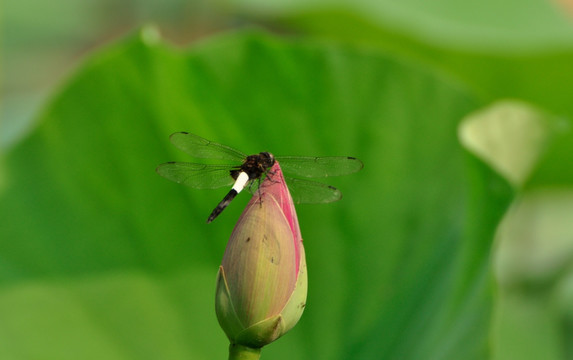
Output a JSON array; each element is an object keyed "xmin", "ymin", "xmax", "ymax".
[{"xmin": 215, "ymin": 161, "xmax": 307, "ymax": 357}]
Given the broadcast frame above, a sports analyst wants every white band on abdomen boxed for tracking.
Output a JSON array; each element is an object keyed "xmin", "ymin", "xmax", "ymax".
[{"xmin": 232, "ymin": 172, "xmax": 250, "ymax": 193}]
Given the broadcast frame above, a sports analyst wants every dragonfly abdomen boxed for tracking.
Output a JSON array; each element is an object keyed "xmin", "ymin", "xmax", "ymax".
[
  {"xmin": 207, "ymin": 190, "xmax": 239, "ymax": 223},
  {"xmin": 207, "ymin": 171, "xmax": 250, "ymax": 223}
]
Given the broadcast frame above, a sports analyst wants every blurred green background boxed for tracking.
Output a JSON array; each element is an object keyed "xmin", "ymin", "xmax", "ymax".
[{"xmin": 2, "ymin": 0, "xmax": 573, "ymax": 359}]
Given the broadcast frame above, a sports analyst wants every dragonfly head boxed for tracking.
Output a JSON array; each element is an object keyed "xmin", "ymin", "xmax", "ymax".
[{"xmin": 259, "ymin": 152, "xmax": 275, "ymax": 169}]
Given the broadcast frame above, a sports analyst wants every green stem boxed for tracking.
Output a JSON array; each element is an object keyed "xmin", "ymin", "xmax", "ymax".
[{"xmin": 228, "ymin": 344, "xmax": 261, "ymax": 360}]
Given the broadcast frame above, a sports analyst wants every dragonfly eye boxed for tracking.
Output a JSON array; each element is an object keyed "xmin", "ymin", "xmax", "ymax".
[{"xmin": 260, "ymin": 152, "xmax": 275, "ymax": 167}]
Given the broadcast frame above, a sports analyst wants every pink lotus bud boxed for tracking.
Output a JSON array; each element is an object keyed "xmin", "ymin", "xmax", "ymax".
[{"xmin": 215, "ymin": 161, "xmax": 307, "ymax": 353}]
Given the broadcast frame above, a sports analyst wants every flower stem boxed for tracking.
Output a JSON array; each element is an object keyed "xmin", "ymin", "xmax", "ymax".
[{"xmin": 228, "ymin": 344, "xmax": 261, "ymax": 360}]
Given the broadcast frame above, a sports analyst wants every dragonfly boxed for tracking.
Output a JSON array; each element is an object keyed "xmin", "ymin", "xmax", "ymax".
[{"xmin": 156, "ymin": 132, "xmax": 363, "ymax": 223}]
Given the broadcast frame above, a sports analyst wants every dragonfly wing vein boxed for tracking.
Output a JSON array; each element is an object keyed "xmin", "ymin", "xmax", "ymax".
[
  {"xmin": 156, "ymin": 162, "xmax": 235, "ymax": 189},
  {"xmin": 277, "ymin": 156, "xmax": 364, "ymax": 178},
  {"xmin": 284, "ymin": 177, "xmax": 342, "ymax": 204},
  {"xmin": 169, "ymin": 132, "xmax": 247, "ymax": 162}
]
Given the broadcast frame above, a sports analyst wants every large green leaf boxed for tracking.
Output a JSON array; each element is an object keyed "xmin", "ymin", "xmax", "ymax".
[{"xmin": 0, "ymin": 29, "xmax": 512, "ymax": 359}]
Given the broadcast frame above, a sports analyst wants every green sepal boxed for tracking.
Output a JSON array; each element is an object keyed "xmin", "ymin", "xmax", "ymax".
[
  {"xmin": 215, "ymin": 266, "xmax": 245, "ymax": 341},
  {"xmin": 234, "ymin": 314, "xmax": 284, "ymax": 348}
]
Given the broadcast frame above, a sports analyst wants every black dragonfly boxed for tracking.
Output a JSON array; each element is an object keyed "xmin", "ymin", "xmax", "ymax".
[{"xmin": 156, "ymin": 132, "xmax": 363, "ymax": 223}]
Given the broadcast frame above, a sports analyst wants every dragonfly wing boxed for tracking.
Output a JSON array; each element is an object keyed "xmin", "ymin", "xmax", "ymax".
[
  {"xmin": 169, "ymin": 132, "xmax": 247, "ymax": 162},
  {"xmin": 276, "ymin": 156, "xmax": 364, "ymax": 178},
  {"xmin": 156, "ymin": 162, "xmax": 235, "ymax": 189},
  {"xmin": 284, "ymin": 177, "xmax": 342, "ymax": 204}
]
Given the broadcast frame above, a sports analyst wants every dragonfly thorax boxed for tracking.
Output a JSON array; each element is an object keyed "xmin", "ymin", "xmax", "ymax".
[{"xmin": 232, "ymin": 152, "xmax": 275, "ymax": 181}]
